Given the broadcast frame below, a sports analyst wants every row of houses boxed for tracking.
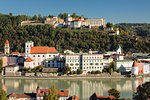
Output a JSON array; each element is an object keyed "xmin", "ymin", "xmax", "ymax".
[
  {"xmin": 7, "ymin": 86, "xmax": 115, "ymax": 100},
  {"xmin": 1, "ymin": 40, "xmax": 150, "ymax": 75}
]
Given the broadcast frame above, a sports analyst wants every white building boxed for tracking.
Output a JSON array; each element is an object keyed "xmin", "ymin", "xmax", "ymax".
[
  {"xmin": 131, "ymin": 60, "xmax": 139, "ymax": 75},
  {"xmin": 143, "ymin": 63, "xmax": 150, "ymax": 74},
  {"xmin": 45, "ymin": 55, "xmax": 65, "ymax": 69},
  {"xmin": 24, "ymin": 41, "xmax": 59, "ymax": 68},
  {"xmin": 115, "ymin": 60, "xmax": 134, "ymax": 72},
  {"xmin": 65, "ymin": 54, "xmax": 104, "ymax": 73},
  {"xmin": 85, "ymin": 19, "xmax": 105, "ymax": 27},
  {"xmin": 115, "ymin": 28, "xmax": 119, "ymax": 35}
]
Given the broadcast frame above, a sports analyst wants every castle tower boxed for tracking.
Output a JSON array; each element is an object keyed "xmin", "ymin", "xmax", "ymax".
[
  {"xmin": 116, "ymin": 44, "xmax": 122, "ymax": 54},
  {"xmin": 132, "ymin": 60, "xmax": 139, "ymax": 75},
  {"xmin": 4, "ymin": 40, "xmax": 10, "ymax": 55},
  {"xmin": 25, "ymin": 41, "xmax": 34, "ymax": 57},
  {"xmin": 115, "ymin": 28, "xmax": 119, "ymax": 35}
]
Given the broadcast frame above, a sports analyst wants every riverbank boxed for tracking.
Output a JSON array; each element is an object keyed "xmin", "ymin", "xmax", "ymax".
[{"xmin": 1, "ymin": 72, "xmax": 149, "ymax": 79}]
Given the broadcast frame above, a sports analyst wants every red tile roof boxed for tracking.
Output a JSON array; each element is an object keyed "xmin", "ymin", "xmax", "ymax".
[
  {"xmin": 57, "ymin": 90, "xmax": 69, "ymax": 97},
  {"xmin": 5, "ymin": 40, "xmax": 9, "ymax": 44},
  {"xmin": 133, "ymin": 60, "xmax": 138, "ymax": 67},
  {"xmin": 30, "ymin": 46, "xmax": 58, "ymax": 54},
  {"xmin": 11, "ymin": 52, "xmax": 20, "ymax": 55},
  {"xmin": 37, "ymin": 89, "xmax": 69, "ymax": 97},
  {"xmin": 68, "ymin": 96, "xmax": 80, "ymax": 100},
  {"xmin": 97, "ymin": 95, "xmax": 115, "ymax": 99},
  {"xmin": 25, "ymin": 57, "xmax": 34, "ymax": 62},
  {"xmin": 8, "ymin": 93, "xmax": 36, "ymax": 98},
  {"xmin": 90, "ymin": 93, "xmax": 115, "ymax": 100}
]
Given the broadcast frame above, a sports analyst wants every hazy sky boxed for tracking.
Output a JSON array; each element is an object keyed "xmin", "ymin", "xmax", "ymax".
[{"xmin": 0, "ymin": 0, "xmax": 150, "ymax": 24}]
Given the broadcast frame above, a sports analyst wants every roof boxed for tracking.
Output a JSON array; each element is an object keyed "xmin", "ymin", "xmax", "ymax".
[
  {"xmin": 8, "ymin": 93, "xmax": 36, "ymax": 98},
  {"xmin": 57, "ymin": 90, "xmax": 69, "ymax": 97},
  {"xmin": 5, "ymin": 40, "xmax": 9, "ymax": 44},
  {"xmin": 68, "ymin": 96, "xmax": 80, "ymax": 100},
  {"xmin": 98, "ymin": 95, "xmax": 115, "ymax": 99},
  {"xmin": 25, "ymin": 57, "xmax": 34, "ymax": 62},
  {"xmin": 37, "ymin": 89, "xmax": 69, "ymax": 97},
  {"xmin": 26, "ymin": 41, "xmax": 33, "ymax": 43},
  {"xmin": 116, "ymin": 28, "xmax": 119, "ymax": 31},
  {"xmin": 11, "ymin": 52, "xmax": 20, "ymax": 55},
  {"xmin": 133, "ymin": 60, "xmax": 138, "ymax": 67},
  {"xmin": 30, "ymin": 46, "xmax": 58, "ymax": 54},
  {"xmin": 90, "ymin": 93, "xmax": 115, "ymax": 100}
]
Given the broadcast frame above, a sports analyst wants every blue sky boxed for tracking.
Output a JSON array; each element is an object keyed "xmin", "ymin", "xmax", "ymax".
[{"xmin": 0, "ymin": 0, "xmax": 150, "ymax": 24}]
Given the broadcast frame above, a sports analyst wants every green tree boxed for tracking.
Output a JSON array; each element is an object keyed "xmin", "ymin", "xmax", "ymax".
[
  {"xmin": 109, "ymin": 62, "xmax": 115, "ymax": 71},
  {"xmin": 32, "ymin": 15, "xmax": 37, "ymax": 20},
  {"xmin": 0, "ymin": 88, "xmax": 7, "ymax": 100},
  {"xmin": 47, "ymin": 85, "xmax": 57, "ymax": 100},
  {"xmin": 31, "ymin": 65, "xmax": 43, "ymax": 72},
  {"xmin": 133, "ymin": 82, "xmax": 150, "ymax": 100},
  {"xmin": 62, "ymin": 65, "xmax": 71, "ymax": 74},
  {"xmin": 108, "ymin": 88, "xmax": 120, "ymax": 99},
  {"xmin": 0, "ymin": 59, "xmax": 3, "ymax": 73},
  {"xmin": 95, "ymin": 70, "xmax": 101, "ymax": 74},
  {"xmin": 77, "ymin": 69, "xmax": 83, "ymax": 74},
  {"xmin": 38, "ymin": 14, "xmax": 42, "ymax": 20},
  {"xmin": 72, "ymin": 13, "xmax": 76, "ymax": 18},
  {"xmin": 106, "ymin": 22, "xmax": 114, "ymax": 28}
]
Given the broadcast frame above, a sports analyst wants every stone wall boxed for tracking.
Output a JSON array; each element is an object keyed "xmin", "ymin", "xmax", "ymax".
[
  {"xmin": 5, "ymin": 72, "xmax": 21, "ymax": 76},
  {"xmin": 25, "ymin": 73, "xmax": 35, "ymax": 76},
  {"xmin": 36, "ymin": 72, "xmax": 58, "ymax": 77}
]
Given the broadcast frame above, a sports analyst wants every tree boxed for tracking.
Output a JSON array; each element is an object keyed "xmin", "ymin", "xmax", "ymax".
[
  {"xmin": 62, "ymin": 65, "xmax": 71, "ymax": 74},
  {"xmin": 95, "ymin": 70, "xmax": 101, "ymax": 74},
  {"xmin": 133, "ymin": 82, "xmax": 150, "ymax": 100},
  {"xmin": 72, "ymin": 13, "xmax": 76, "ymax": 18},
  {"xmin": 32, "ymin": 15, "xmax": 37, "ymax": 20},
  {"xmin": 0, "ymin": 59, "xmax": 3, "ymax": 73},
  {"xmin": 9, "ymin": 12, "xmax": 13, "ymax": 16},
  {"xmin": 0, "ymin": 88, "xmax": 7, "ymax": 100},
  {"xmin": 108, "ymin": 88, "xmax": 120, "ymax": 99},
  {"xmin": 47, "ymin": 85, "xmax": 57, "ymax": 100},
  {"xmin": 31, "ymin": 65, "xmax": 43, "ymax": 72},
  {"xmin": 38, "ymin": 14, "xmax": 42, "ymax": 20},
  {"xmin": 77, "ymin": 69, "xmax": 83, "ymax": 74},
  {"xmin": 106, "ymin": 22, "xmax": 114, "ymax": 28}
]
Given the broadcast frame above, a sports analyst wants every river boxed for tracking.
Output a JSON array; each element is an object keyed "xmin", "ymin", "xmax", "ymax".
[{"xmin": 0, "ymin": 77, "xmax": 150, "ymax": 100}]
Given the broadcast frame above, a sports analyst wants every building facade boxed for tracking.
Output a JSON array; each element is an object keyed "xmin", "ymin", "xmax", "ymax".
[
  {"xmin": 24, "ymin": 41, "xmax": 59, "ymax": 68},
  {"xmin": 65, "ymin": 54, "xmax": 104, "ymax": 72},
  {"xmin": 85, "ymin": 19, "xmax": 105, "ymax": 27}
]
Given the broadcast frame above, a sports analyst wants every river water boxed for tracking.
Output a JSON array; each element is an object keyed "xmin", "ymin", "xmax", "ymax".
[{"xmin": 0, "ymin": 77, "xmax": 150, "ymax": 100}]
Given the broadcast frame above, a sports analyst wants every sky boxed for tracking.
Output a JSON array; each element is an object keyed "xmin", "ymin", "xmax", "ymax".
[{"xmin": 0, "ymin": 0, "xmax": 150, "ymax": 24}]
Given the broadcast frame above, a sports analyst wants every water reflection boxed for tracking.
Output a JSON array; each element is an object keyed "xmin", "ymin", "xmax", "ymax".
[{"xmin": 0, "ymin": 77, "xmax": 150, "ymax": 100}]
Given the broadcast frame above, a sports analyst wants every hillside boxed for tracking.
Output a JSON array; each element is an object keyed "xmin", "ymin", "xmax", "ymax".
[
  {"xmin": 0, "ymin": 14, "xmax": 150, "ymax": 54},
  {"xmin": 115, "ymin": 23, "xmax": 150, "ymax": 37}
]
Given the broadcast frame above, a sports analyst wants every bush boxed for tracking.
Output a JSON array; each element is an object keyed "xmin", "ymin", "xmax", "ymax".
[
  {"xmin": 108, "ymin": 88, "xmax": 120, "ymax": 99},
  {"xmin": 77, "ymin": 69, "xmax": 83, "ymax": 74},
  {"xmin": 62, "ymin": 65, "xmax": 71, "ymax": 74},
  {"xmin": 95, "ymin": 70, "xmax": 101, "ymax": 74},
  {"xmin": 31, "ymin": 65, "xmax": 43, "ymax": 72},
  {"xmin": 117, "ymin": 69, "xmax": 120, "ymax": 73},
  {"xmin": 91, "ymin": 71, "xmax": 95, "ymax": 74},
  {"xmin": 73, "ymin": 71, "xmax": 77, "ymax": 74},
  {"xmin": 69, "ymin": 71, "xmax": 73, "ymax": 74}
]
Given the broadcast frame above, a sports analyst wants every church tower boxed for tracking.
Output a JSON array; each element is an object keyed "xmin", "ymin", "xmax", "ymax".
[
  {"xmin": 25, "ymin": 41, "xmax": 34, "ymax": 57},
  {"xmin": 115, "ymin": 28, "xmax": 119, "ymax": 35},
  {"xmin": 4, "ymin": 40, "xmax": 10, "ymax": 55},
  {"xmin": 116, "ymin": 44, "xmax": 122, "ymax": 54}
]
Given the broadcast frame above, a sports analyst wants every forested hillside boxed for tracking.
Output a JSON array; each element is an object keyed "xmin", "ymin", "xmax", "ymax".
[
  {"xmin": 1, "ymin": 14, "xmax": 150, "ymax": 53},
  {"xmin": 116, "ymin": 23, "xmax": 150, "ymax": 37}
]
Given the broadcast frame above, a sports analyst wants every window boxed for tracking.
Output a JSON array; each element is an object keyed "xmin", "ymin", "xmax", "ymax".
[
  {"xmin": 38, "ymin": 55, "xmax": 40, "ymax": 57},
  {"xmin": 43, "ymin": 55, "xmax": 45, "ymax": 57},
  {"xmin": 33, "ymin": 55, "xmax": 35, "ymax": 57},
  {"xmin": 49, "ymin": 55, "xmax": 51, "ymax": 57}
]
